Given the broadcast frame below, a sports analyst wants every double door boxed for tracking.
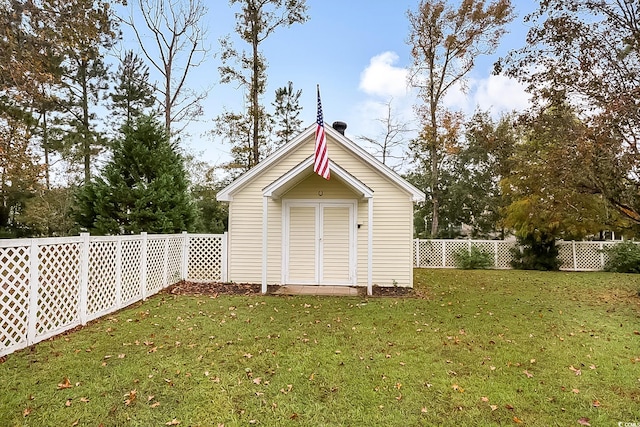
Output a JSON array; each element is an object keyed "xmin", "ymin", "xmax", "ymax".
[{"xmin": 284, "ymin": 201, "xmax": 356, "ymax": 285}]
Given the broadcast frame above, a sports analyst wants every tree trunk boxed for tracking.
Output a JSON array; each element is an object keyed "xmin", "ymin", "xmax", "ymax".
[
  {"xmin": 251, "ymin": 18, "xmax": 260, "ymax": 166},
  {"xmin": 43, "ymin": 111, "xmax": 50, "ymax": 190},
  {"xmin": 429, "ymin": 102, "xmax": 439, "ymax": 238},
  {"xmin": 81, "ymin": 60, "xmax": 91, "ymax": 184},
  {"xmin": 165, "ymin": 60, "xmax": 172, "ymax": 136}
]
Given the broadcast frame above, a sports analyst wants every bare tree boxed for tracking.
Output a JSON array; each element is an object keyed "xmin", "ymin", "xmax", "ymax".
[
  {"xmin": 122, "ymin": 0, "xmax": 209, "ymax": 136},
  {"xmin": 357, "ymin": 98, "xmax": 412, "ymax": 171},
  {"xmin": 407, "ymin": 0, "xmax": 514, "ymax": 237}
]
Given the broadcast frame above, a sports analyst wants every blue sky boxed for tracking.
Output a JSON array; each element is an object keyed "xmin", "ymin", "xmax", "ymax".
[{"xmin": 119, "ymin": 0, "xmax": 538, "ymax": 169}]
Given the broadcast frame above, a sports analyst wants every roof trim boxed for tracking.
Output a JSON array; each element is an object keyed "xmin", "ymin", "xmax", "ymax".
[
  {"xmin": 216, "ymin": 123, "xmax": 426, "ymax": 202},
  {"xmin": 262, "ymin": 156, "xmax": 374, "ymax": 199}
]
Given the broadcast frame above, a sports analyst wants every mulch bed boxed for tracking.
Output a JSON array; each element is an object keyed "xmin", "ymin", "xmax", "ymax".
[{"xmin": 166, "ymin": 281, "xmax": 418, "ymax": 297}]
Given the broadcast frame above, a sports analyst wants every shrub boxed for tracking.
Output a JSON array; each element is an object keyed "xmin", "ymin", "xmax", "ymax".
[
  {"xmin": 510, "ymin": 232, "xmax": 561, "ymax": 271},
  {"xmin": 453, "ymin": 245, "xmax": 494, "ymax": 269},
  {"xmin": 602, "ymin": 241, "xmax": 640, "ymax": 273}
]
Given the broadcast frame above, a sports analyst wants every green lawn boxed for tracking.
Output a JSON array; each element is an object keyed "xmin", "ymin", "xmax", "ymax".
[{"xmin": 1, "ymin": 269, "xmax": 639, "ymax": 426}]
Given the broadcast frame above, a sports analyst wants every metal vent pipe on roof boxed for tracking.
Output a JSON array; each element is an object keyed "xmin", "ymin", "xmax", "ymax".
[{"xmin": 332, "ymin": 121, "xmax": 347, "ymax": 135}]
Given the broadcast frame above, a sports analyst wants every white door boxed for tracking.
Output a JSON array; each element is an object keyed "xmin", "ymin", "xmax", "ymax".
[{"xmin": 284, "ymin": 201, "xmax": 356, "ymax": 285}]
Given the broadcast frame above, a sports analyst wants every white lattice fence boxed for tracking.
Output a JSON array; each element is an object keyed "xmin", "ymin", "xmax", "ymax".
[
  {"xmin": 87, "ymin": 238, "xmax": 118, "ymax": 321},
  {"xmin": 121, "ymin": 238, "xmax": 143, "ymax": 305},
  {"xmin": 413, "ymin": 239, "xmax": 620, "ymax": 271},
  {"xmin": 187, "ymin": 234, "xmax": 227, "ymax": 282},
  {"xmin": 414, "ymin": 239, "xmax": 518, "ymax": 269},
  {"xmin": 0, "ymin": 241, "xmax": 31, "ymax": 356},
  {"xmin": 0, "ymin": 232, "xmax": 229, "ymax": 358},
  {"xmin": 36, "ymin": 239, "xmax": 82, "ymax": 341}
]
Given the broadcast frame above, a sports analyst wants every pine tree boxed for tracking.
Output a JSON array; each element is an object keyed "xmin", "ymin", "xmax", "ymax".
[
  {"xmin": 272, "ymin": 81, "xmax": 303, "ymax": 146},
  {"xmin": 75, "ymin": 115, "xmax": 196, "ymax": 235},
  {"xmin": 109, "ymin": 50, "xmax": 156, "ymax": 129}
]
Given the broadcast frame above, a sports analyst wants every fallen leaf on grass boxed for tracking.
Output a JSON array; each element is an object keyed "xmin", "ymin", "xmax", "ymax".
[
  {"xmin": 592, "ymin": 400, "xmax": 600, "ymax": 407},
  {"xmin": 150, "ymin": 402, "xmax": 160, "ymax": 408},
  {"xmin": 481, "ymin": 396, "xmax": 489, "ymax": 402},
  {"xmin": 57, "ymin": 377, "xmax": 73, "ymax": 390},
  {"xmin": 165, "ymin": 419, "xmax": 180, "ymax": 425},
  {"xmin": 490, "ymin": 405, "xmax": 498, "ymax": 411},
  {"xmin": 578, "ymin": 417, "xmax": 591, "ymax": 426},
  {"xmin": 572, "ymin": 389, "xmax": 580, "ymax": 394},
  {"xmin": 65, "ymin": 399, "xmax": 72, "ymax": 407},
  {"xmin": 23, "ymin": 407, "xmax": 32, "ymax": 417},
  {"xmin": 124, "ymin": 389, "xmax": 137, "ymax": 406},
  {"xmin": 569, "ymin": 365, "xmax": 582, "ymax": 375},
  {"xmin": 421, "ymin": 407, "xmax": 428, "ymax": 413},
  {"xmin": 80, "ymin": 397, "xmax": 90, "ymax": 403},
  {"xmin": 513, "ymin": 416, "xmax": 523, "ymax": 423},
  {"xmin": 71, "ymin": 420, "xmax": 79, "ymax": 426},
  {"xmin": 523, "ymin": 370, "xmax": 533, "ymax": 378}
]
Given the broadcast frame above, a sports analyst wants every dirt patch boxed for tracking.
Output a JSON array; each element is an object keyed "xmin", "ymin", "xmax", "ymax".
[
  {"xmin": 166, "ymin": 281, "xmax": 263, "ymax": 296},
  {"xmin": 166, "ymin": 281, "xmax": 423, "ymax": 298}
]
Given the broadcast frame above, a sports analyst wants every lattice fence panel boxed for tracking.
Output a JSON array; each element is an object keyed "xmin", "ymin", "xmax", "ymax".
[
  {"xmin": 443, "ymin": 240, "xmax": 469, "ymax": 267},
  {"xmin": 496, "ymin": 241, "xmax": 517, "ymax": 269},
  {"xmin": 166, "ymin": 237, "xmax": 184, "ymax": 284},
  {"xmin": 188, "ymin": 236, "xmax": 224, "ymax": 281},
  {"xmin": 146, "ymin": 238, "xmax": 166, "ymax": 295},
  {"xmin": 471, "ymin": 241, "xmax": 496, "ymax": 267},
  {"xmin": 415, "ymin": 240, "xmax": 432, "ymax": 267},
  {"xmin": 121, "ymin": 239, "xmax": 142, "ymax": 304},
  {"xmin": 36, "ymin": 243, "xmax": 81, "ymax": 339},
  {"xmin": 557, "ymin": 242, "xmax": 574, "ymax": 269},
  {"xmin": 600, "ymin": 242, "xmax": 617, "ymax": 268},
  {"xmin": 87, "ymin": 241, "xmax": 117, "ymax": 317},
  {"xmin": 422, "ymin": 240, "xmax": 445, "ymax": 268},
  {"xmin": 0, "ymin": 245, "xmax": 30, "ymax": 352},
  {"xmin": 573, "ymin": 242, "xmax": 605, "ymax": 271}
]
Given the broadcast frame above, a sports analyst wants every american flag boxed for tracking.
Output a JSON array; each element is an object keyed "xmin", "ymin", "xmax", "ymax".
[{"xmin": 314, "ymin": 85, "xmax": 330, "ymax": 180}]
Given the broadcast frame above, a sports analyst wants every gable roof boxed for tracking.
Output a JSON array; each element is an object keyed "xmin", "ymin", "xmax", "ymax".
[
  {"xmin": 263, "ymin": 156, "xmax": 374, "ymax": 199},
  {"xmin": 216, "ymin": 123, "xmax": 426, "ymax": 202}
]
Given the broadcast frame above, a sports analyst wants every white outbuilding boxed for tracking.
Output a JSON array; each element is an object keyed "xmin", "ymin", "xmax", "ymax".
[{"xmin": 216, "ymin": 122, "xmax": 425, "ymax": 294}]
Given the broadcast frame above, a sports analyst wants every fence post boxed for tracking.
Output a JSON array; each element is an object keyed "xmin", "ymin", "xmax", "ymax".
[
  {"xmin": 181, "ymin": 231, "xmax": 189, "ymax": 281},
  {"xmin": 494, "ymin": 241, "xmax": 499, "ymax": 268},
  {"xmin": 599, "ymin": 242, "xmax": 605, "ymax": 270},
  {"xmin": 414, "ymin": 239, "xmax": 419, "ymax": 267},
  {"xmin": 572, "ymin": 240, "xmax": 577, "ymax": 271},
  {"xmin": 442, "ymin": 240, "xmax": 447, "ymax": 268},
  {"xmin": 79, "ymin": 233, "xmax": 90, "ymax": 326},
  {"xmin": 115, "ymin": 237, "xmax": 122, "ymax": 308},
  {"xmin": 27, "ymin": 239, "xmax": 39, "ymax": 345},
  {"xmin": 222, "ymin": 231, "xmax": 228, "ymax": 282},
  {"xmin": 140, "ymin": 232, "xmax": 148, "ymax": 300}
]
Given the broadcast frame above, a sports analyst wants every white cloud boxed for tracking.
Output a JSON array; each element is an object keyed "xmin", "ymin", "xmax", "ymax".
[
  {"xmin": 359, "ymin": 51, "xmax": 410, "ymax": 98},
  {"xmin": 442, "ymin": 74, "xmax": 531, "ymax": 116},
  {"xmin": 473, "ymin": 74, "xmax": 531, "ymax": 114}
]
